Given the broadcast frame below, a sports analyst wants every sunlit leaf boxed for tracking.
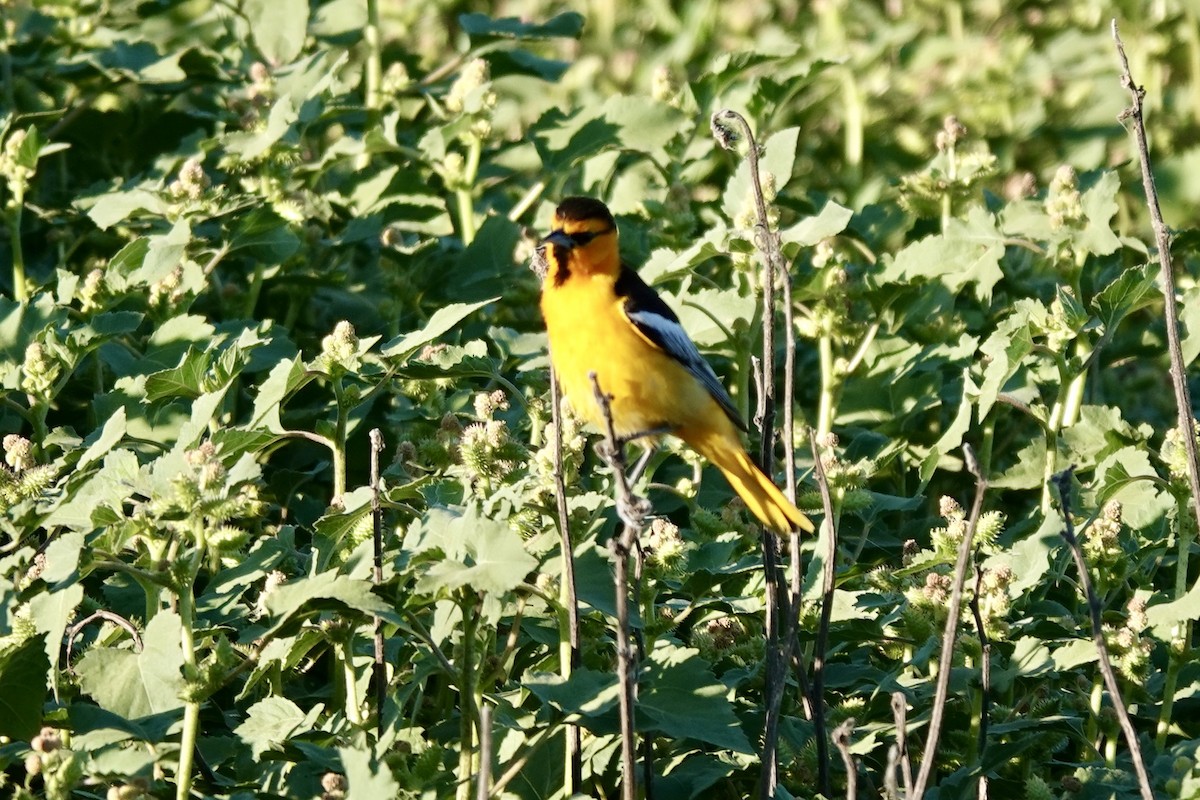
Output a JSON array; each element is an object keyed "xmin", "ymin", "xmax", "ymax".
[
  {"xmin": 640, "ymin": 642, "xmax": 753, "ymax": 754},
  {"xmin": 245, "ymin": 0, "xmax": 309, "ymax": 64},
  {"xmin": 77, "ymin": 611, "xmax": 186, "ymax": 719}
]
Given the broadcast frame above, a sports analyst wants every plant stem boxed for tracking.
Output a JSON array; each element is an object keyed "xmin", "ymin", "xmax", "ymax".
[
  {"xmin": 1157, "ymin": 492, "xmax": 1193, "ymax": 747},
  {"xmin": 549, "ymin": 368, "xmax": 583, "ymax": 792},
  {"xmin": 589, "ymin": 372, "xmax": 649, "ymax": 800},
  {"xmin": 8, "ymin": 185, "xmax": 26, "ymax": 301},
  {"xmin": 363, "ymin": 0, "xmax": 381, "ymax": 113},
  {"xmin": 809, "ymin": 432, "xmax": 841, "ymax": 798},
  {"xmin": 1113, "ymin": 22, "xmax": 1200, "ymax": 553},
  {"xmin": 175, "ymin": 535, "xmax": 204, "ymax": 800},
  {"xmin": 1051, "ymin": 467, "xmax": 1154, "ymax": 800},
  {"xmin": 817, "ymin": 333, "xmax": 835, "ymax": 440},
  {"xmin": 456, "ymin": 591, "xmax": 480, "ymax": 800},
  {"xmin": 911, "ymin": 447, "xmax": 987, "ymax": 800},
  {"xmin": 331, "ymin": 379, "xmax": 349, "ymax": 500},
  {"xmin": 244, "ymin": 261, "xmax": 265, "ymax": 319},
  {"xmin": 457, "ymin": 136, "xmax": 482, "ymax": 245},
  {"xmin": 369, "ymin": 429, "xmax": 386, "ymax": 739},
  {"xmin": 841, "ymin": 71, "xmax": 863, "ymax": 187}
]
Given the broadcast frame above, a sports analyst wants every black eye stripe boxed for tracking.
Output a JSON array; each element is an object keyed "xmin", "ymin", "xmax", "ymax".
[{"xmin": 562, "ymin": 225, "xmax": 614, "ymax": 247}]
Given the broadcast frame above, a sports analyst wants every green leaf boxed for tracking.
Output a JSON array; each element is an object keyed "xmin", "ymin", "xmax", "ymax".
[
  {"xmin": 145, "ymin": 347, "xmax": 209, "ymax": 401},
  {"xmin": 1093, "ymin": 446, "xmax": 1171, "ymax": 530},
  {"xmin": 29, "ymin": 583, "xmax": 83, "ymax": 665},
  {"xmin": 77, "ymin": 610, "xmax": 186, "ymax": 719},
  {"xmin": 340, "ymin": 745, "xmax": 401, "ymax": 799},
  {"xmin": 1146, "ymin": 578, "xmax": 1200, "ymax": 637},
  {"xmin": 228, "ymin": 207, "xmax": 302, "ymax": 264},
  {"xmin": 412, "ymin": 506, "xmax": 538, "ymax": 595},
  {"xmin": 263, "ymin": 570, "xmax": 400, "ymax": 630},
  {"xmin": 983, "ymin": 515, "xmax": 1062, "ymax": 596},
  {"xmin": 245, "ymin": 0, "xmax": 310, "ymax": 64},
  {"xmin": 0, "ymin": 636, "xmax": 50, "ymax": 740},
  {"xmin": 530, "ymin": 107, "xmax": 622, "ymax": 173},
  {"xmin": 380, "ymin": 298, "xmax": 498, "ymax": 360},
  {"xmin": 976, "ymin": 314, "xmax": 1035, "ymax": 421},
  {"xmin": 234, "ymin": 696, "xmax": 306, "ymax": 760},
  {"xmin": 640, "ymin": 642, "xmax": 753, "ymax": 754},
  {"xmin": 246, "ymin": 355, "xmax": 309, "ymax": 433},
  {"xmin": 881, "ymin": 206, "xmax": 1005, "ymax": 302},
  {"xmin": 41, "ymin": 531, "xmax": 84, "ymax": 587},
  {"xmin": 224, "ymin": 96, "xmax": 298, "ymax": 160},
  {"xmin": 132, "ymin": 219, "xmax": 191, "ymax": 287},
  {"xmin": 86, "ymin": 190, "xmax": 166, "ymax": 231},
  {"xmin": 602, "ymin": 94, "xmax": 689, "ymax": 155},
  {"xmin": 524, "ymin": 669, "xmax": 621, "ymax": 717},
  {"xmin": 1180, "ymin": 285, "xmax": 1200, "ymax": 366},
  {"xmin": 42, "ymin": 449, "xmax": 140, "ymax": 531},
  {"xmin": 779, "ymin": 200, "xmax": 854, "ymax": 249},
  {"xmin": 1076, "ymin": 170, "xmax": 1122, "ymax": 256},
  {"xmin": 1092, "ymin": 263, "xmax": 1157, "ymax": 338},
  {"xmin": 459, "ymin": 11, "xmax": 585, "ymax": 40},
  {"xmin": 78, "ymin": 406, "xmax": 128, "ymax": 471}
]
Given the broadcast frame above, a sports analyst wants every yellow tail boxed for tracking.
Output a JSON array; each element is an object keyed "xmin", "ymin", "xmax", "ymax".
[{"xmin": 693, "ymin": 432, "xmax": 815, "ymax": 534}]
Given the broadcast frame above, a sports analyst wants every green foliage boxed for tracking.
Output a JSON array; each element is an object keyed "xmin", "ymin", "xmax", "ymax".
[{"xmin": 3, "ymin": 1, "xmax": 1200, "ymax": 799}]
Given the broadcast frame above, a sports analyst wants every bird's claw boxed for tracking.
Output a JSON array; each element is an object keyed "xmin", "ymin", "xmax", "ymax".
[{"xmin": 617, "ymin": 493, "xmax": 652, "ymax": 530}]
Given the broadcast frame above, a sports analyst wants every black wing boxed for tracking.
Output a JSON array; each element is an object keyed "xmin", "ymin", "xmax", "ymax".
[{"xmin": 615, "ymin": 266, "xmax": 747, "ymax": 431}]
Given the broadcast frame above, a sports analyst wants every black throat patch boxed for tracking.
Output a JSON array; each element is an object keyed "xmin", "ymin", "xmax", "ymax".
[{"xmin": 549, "ymin": 243, "xmax": 571, "ymax": 286}]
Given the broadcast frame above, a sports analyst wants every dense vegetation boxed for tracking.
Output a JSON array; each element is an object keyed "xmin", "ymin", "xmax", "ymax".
[{"xmin": 3, "ymin": 1, "xmax": 1200, "ymax": 798}]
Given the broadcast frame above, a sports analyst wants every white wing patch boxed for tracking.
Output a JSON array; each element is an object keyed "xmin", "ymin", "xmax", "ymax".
[{"xmin": 623, "ymin": 305, "xmax": 744, "ymax": 428}]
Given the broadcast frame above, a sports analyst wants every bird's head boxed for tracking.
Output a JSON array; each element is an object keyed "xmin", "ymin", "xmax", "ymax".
[{"xmin": 539, "ymin": 196, "xmax": 619, "ymax": 283}]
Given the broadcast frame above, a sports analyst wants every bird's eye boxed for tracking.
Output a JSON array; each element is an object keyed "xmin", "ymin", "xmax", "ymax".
[{"xmin": 568, "ymin": 230, "xmax": 598, "ymax": 246}]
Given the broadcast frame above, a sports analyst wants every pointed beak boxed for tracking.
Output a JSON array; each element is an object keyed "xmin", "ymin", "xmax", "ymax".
[{"xmin": 539, "ymin": 230, "xmax": 575, "ymax": 250}]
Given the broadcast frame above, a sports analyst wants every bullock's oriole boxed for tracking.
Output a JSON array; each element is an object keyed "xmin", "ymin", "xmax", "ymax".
[{"xmin": 538, "ymin": 196, "xmax": 814, "ymax": 535}]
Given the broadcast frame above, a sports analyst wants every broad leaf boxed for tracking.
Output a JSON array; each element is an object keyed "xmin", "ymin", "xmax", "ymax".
[
  {"xmin": 77, "ymin": 611, "xmax": 186, "ymax": 719},
  {"xmin": 0, "ymin": 636, "xmax": 50, "ymax": 740}
]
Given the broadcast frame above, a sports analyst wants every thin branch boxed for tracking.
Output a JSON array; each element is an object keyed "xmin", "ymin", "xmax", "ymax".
[
  {"xmin": 476, "ymin": 702, "xmax": 492, "ymax": 800},
  {"xmin": 1051, "ymin": 467, "xmax": 1154, "ymax": 800},
  {"xmin": 911, "ymin": 444, "xmax": 988, "ymax": 799},
  {"xmin": 549, "ymin": 367, "xmax": 583, "ymax": 791},
  {"xmin": 884, "ymin": 745, "xmax": 901, "ymax": 800},
  {"xmin": 831, "ymin": 718, "xmax": 858, "ymax": 800},
  {"xmin": 712, "ymin": 107, "xmax": 793, "ymax": 800},
  {"xmin": 809, "ymin": 430, "xmax": 839, "ymax": 798},
  {"xmin": 64, "ymin": 610, "xmax": 143, "ymax": 665},
  {"xmin": 1112, "ymin": 21, "xmax": 1200, "ymax": 540},
  {"xmin": 590, "ymin": 371, "xmax": 650, "ymax": 800},
  {"xmin": 891, "ymin": 692, "xmax": 913, "ymax": 797},
  {"xmin": 369, "ymin": 428, "xmax": 386, "ymax": 740}
]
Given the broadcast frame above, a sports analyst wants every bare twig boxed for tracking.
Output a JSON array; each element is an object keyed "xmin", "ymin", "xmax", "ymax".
[
  {"xmin": 809, "ymin": 430, "xmax": 839, "ymax": 798},
  {"xmin": 831, "ymin": 717, "xmax": 858, "ymax": 800},
  {"xmin": 970, "ymin": 563, "xmax": 992, "ymax": 800},
  {"xmin": 911, "ymin": 444, "xmax": 988, "ymax": 799},
  {"xmin": 1051, "ymin": 467, "xmax": 1154, "ymax": 800},
  {"xmin": 712, "ymin": 107, "xmax": 794, "ymax": 800},
  {"xmin": 369, "ymin": 428, "xmax": 385, "ymax": 740},
  {"xmin": 891, "ymin": 692, "xmax": 913, "ymax": 797},
  {"xmin": 884, "ymin": 744, "xmax": 901, "ymax": 800},
  {"xmin": 590, "ymin": 371, "xmax": 650, "ymax": 800},
  {"xmin": 1111, "ymin": 22, "xmax": 1200, "ymax": 540},
  {"xmin": 549, "ymin": 368, "xmax": 583, "ymax": 790}
]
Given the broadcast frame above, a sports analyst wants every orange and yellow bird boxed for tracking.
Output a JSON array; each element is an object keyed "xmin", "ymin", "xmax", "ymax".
[{"xmin": 538, "ymin": 196, "xmax": 814, "ymax": 535}]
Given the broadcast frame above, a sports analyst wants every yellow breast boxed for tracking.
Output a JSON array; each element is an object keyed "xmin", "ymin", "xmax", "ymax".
[{"xmin": 540, "ymin": 273, "xmax": 714, "ymax": 439}]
